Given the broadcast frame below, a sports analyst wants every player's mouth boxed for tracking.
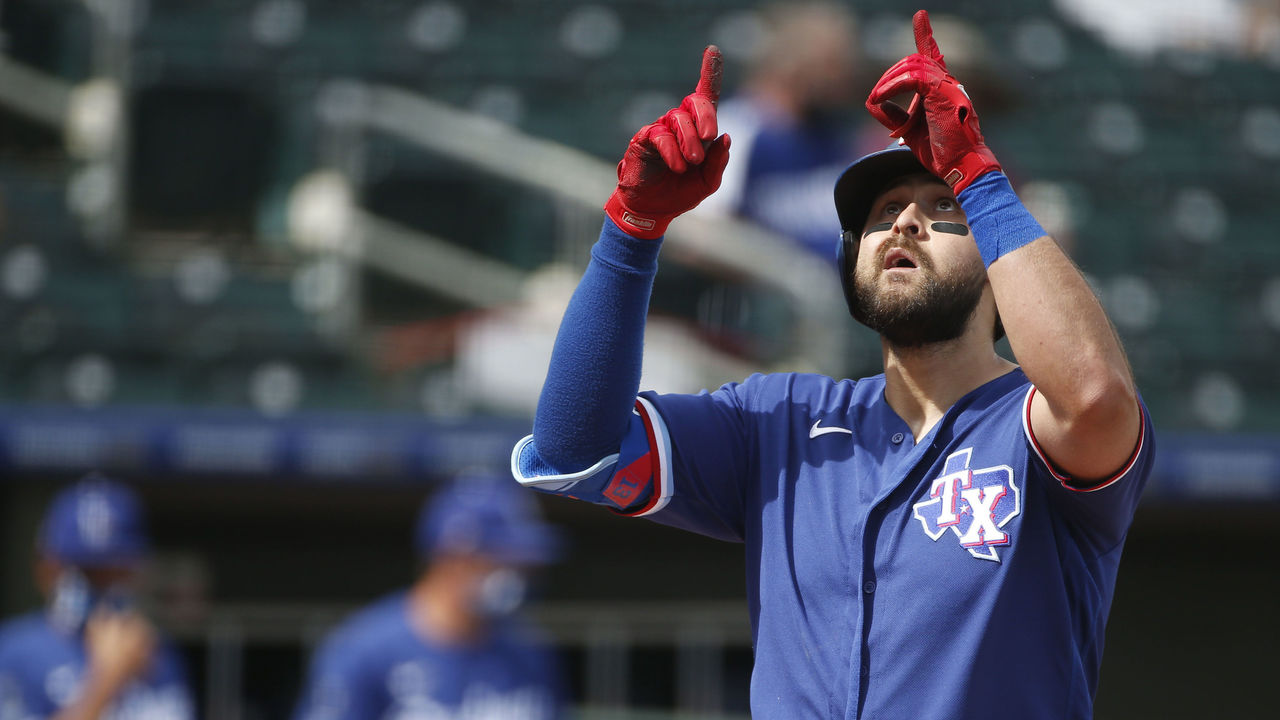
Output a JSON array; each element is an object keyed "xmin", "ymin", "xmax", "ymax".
[{"xmin": 883, "ymin": 247, "xmax": 918, "ymax": 271}]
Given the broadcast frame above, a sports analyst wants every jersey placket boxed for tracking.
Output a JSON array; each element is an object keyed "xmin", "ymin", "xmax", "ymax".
[{"xmin": 843, "ymin": 412, "xmax": 947, "ymax": 720}]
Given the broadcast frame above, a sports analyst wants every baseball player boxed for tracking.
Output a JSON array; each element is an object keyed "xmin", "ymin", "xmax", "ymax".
[
  {"xmin": 694, "ymin": 1, "xmax": 866, "ymax": 259},
  {"xmin": 292, "ymin": 476, "xmax": 566, "ymax": 720},
  {"xmin": 512, "ymin": 10, "xmax": 1153, "ymax": 719},
  {"xmin": 0, "ymin": 475, "xmax": 195, "ymax": 720}
]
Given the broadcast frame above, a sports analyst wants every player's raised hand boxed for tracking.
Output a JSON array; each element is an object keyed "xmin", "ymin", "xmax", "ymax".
[
  {"xmin": 85, "ymin": 610, "xmax": 156, "ymax": 692},
  {"xmin": 604, "ymin": 45, "xmax": 731, "ymax": 240},
  {"xmin": 865, "ymin": 10, "xmax": 1001, "ymax": 193}
]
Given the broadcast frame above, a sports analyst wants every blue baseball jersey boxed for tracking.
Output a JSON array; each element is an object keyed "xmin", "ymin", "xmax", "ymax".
[
  {"xmin": 514, "ymin": 368, "xmax": 1153, "ymax": 719},
  {"xmin": 293, "ymin": 592, "xmax": 565, "ymax": 720},
  {"xmin": 0, "ymin": 612, "xmax": 194, "ymax": 720}
]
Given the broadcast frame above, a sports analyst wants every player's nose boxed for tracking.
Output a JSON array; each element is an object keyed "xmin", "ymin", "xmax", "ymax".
[{"xmin": 891, "ymin": 202, "xmax": 929, "ymax": 239}]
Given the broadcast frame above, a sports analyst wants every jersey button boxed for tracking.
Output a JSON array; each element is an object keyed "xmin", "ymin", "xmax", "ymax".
[
  {"xmin": 891, "ymin": 432, "xmax": 905, "ymax": 444},
  {"xmin": 863, "ymin": 580, "xmax": 876, "ymax": 594}
]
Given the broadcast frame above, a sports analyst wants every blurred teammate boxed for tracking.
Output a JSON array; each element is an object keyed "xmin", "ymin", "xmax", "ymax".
[
  {"xmin": 0, "ymin": 475, "xmax": 195, "ymax": 720},
  {"xmin": 513, "ymin": 10, "xmax": 1153, "ymax": 719},
  {"xmin": 697, "ymin": 1, "xmax": 866, "ymax": 258},
  {"xmin": 293, "ymin": 476, "xmax": 565, "ymax": 720}
]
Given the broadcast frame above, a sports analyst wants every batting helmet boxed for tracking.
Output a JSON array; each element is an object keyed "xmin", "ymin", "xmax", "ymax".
[{"xmin": 832, "ymin": 143, "xmax": 929, "ymax": 319}]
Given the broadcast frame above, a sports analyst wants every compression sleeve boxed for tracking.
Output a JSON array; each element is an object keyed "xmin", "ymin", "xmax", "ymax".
[{"xmin": 532, "ymin": 218, "xmax": 662, "ymax": 472}]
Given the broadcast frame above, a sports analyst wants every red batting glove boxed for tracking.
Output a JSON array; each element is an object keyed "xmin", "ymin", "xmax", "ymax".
[
  {"xmin": 604, "ymin": 46, "xmax": 732, "ymax": 240},
  {"xmin": 865, "ymin": 10, "xmax": 1001, "ymax": 193}
]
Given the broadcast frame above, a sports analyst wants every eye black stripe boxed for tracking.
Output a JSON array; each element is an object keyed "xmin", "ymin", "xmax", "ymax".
[
  {"xmin": 862, "ymin": 222, "xmax": 893, "ymax": 238},
  {"xmin": 931, "ymin": 222, "xmax": 970, "ymax": 236}
]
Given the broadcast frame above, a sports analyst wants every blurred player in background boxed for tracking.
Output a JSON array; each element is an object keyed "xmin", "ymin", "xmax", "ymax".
[
  {"xmin": 512, "ymin": 9, "xmax": 1153, "ymax": 719},
  {"xmin": 293, "ymin": 475, "xmax": 565, "ymax": 720},
  {"xmin": 696, "ymin": 1, "xmax": 867, "ymax": 259},
  {"xmin": 0, "ymin": 475, "xmax": 195, "ymax": 720}
]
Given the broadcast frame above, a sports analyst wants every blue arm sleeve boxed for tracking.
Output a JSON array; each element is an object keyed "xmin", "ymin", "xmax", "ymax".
[{"xmin": 532, "ymin": 218, "xmax": 662, "ymax": 472}]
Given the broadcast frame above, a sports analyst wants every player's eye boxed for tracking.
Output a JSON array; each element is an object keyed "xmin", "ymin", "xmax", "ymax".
[
  {"xmin": 883, "ymin": 202, "xmax": 903, "ymax": 216},
  {"xmin": 935, "ymin": 198, "xmax": 957, "ymax": 212}
]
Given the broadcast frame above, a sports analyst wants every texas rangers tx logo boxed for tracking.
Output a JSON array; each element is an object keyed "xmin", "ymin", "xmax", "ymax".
[{"xmin": 912, "ymin": 448, "xmax": 1021, "ymax": 562}]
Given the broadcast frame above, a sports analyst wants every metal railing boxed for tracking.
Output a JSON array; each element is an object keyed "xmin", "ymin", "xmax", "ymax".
[
  {"xmin": 305, "ymin": 80, "xmax": 852, "ymax": 377},
  {"xmin": 160, "ymin": 600, "xmax": 754, "ymax": 720}
]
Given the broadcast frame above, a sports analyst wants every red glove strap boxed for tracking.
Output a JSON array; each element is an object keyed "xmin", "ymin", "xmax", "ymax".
[
  {"xmin": 604, "ymin": 193, "xmax": 670, "ymax": 241},
  {"xmin": 943, "ymin": 146, "xmax": 1002, "ymax": 194}
]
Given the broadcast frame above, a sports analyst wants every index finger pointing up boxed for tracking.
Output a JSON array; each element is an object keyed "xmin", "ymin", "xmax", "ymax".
[
  {"xmin": 912, "ymin": 10, "xmax": 946, "ymax": 68},
  {"xmin": 695, "ymin": 45, "xmax": 723, "ymax": 106}
]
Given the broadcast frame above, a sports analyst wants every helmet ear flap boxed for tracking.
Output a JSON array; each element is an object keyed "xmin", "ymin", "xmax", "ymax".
[{"xmin": 837, "ymin": 229, "xmax": 861, "ymax": 319}]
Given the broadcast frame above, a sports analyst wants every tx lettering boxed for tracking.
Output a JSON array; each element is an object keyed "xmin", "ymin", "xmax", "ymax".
[{"xmin": 912, "ymin": 448, "xmax": 1021, "ymax": 562}]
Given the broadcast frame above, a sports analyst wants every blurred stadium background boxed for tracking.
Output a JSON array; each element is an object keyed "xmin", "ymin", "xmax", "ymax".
[{"xmin": 0, "ymin": 0, "xmax": 1276, "ymax": 718}]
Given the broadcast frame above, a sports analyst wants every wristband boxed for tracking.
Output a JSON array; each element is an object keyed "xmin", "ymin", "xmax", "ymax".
[{"xmin": 956, "ymin": 172, "xmax": 1046, "ymax": 268}]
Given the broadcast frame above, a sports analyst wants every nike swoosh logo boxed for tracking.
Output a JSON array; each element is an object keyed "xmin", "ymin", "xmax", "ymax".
[{"xmin": 809, "ymin": 420, "xmax": 853, "ymax": 438}]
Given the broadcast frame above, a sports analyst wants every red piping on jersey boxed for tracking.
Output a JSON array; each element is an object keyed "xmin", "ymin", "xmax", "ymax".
[{"xmin": 1024, "ymin": 386, "xmax": 1146, "ymax": 492}]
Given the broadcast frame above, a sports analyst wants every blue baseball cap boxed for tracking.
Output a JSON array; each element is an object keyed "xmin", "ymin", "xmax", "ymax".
[
  {"xmin": 415, "ymin": 474, "xmax": 561, "ymax": 566},
  {"xmin": 37, "ymin": 474, "xmax": 150, "ymax": 568}
]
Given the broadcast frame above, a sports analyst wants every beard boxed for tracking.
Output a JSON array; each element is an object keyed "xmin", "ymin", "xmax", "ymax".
[{"xmin": 850, "ymin": 242, "xmax": 989, "ymax": 348}]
